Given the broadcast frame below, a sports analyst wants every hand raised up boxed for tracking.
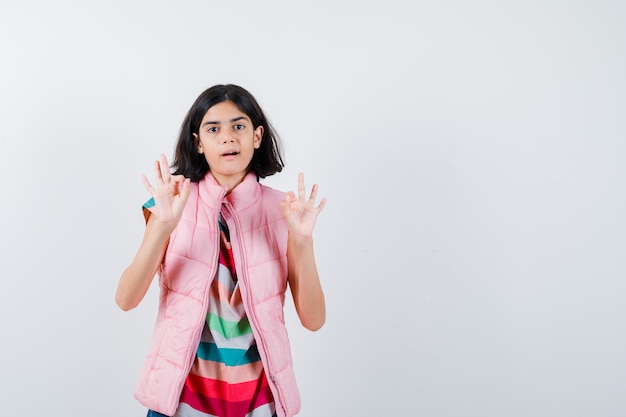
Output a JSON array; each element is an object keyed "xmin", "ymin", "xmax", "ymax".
[
  {"xmin": 280, "ymin": 173, "xmax": 326, "ymax": 242},
  {"xmin": 141, "ymin": 154, "xmax": 191, "ymax": 231}
]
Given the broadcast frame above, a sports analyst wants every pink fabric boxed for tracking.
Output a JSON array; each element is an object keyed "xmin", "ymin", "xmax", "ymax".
[{"xmin": 134, "ymin": 172, "xmax": 300, "ymax": 417}]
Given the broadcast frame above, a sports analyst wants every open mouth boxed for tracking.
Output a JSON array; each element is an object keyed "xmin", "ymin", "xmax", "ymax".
[{"xmin": 222, "ymin": 151, "xmax": 240, "ymax": 157}]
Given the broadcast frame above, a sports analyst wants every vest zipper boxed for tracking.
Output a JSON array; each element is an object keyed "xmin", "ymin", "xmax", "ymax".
[{"xmin": 222, "ymin": 201, "xmax": 287, "ymax": 417}]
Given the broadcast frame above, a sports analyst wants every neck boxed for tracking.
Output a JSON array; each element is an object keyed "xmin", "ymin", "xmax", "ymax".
[{"xmin": 212, "ymin": 172, "xmax": 247, "ymax": 194}]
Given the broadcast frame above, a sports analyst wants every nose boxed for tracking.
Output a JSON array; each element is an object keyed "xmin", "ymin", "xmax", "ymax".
[{"xmin": 220, "ymin": 132, "xmax": 235, "ymax": 143}]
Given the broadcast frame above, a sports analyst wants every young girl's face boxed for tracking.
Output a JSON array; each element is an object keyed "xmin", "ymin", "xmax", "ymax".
[{"xmin": 194, "ymin": 100, "xmax": 263, "ymax": 189}]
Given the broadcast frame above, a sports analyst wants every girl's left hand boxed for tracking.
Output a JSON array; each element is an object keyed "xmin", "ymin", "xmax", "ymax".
[{"xmin": 281, "ymin": 173, "xmax": 326, "ymax": 240}]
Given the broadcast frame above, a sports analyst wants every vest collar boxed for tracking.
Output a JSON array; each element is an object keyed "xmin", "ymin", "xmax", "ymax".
[{"xmin": 197, "ymin": 171, "xmax": 260, "ymax": 211}]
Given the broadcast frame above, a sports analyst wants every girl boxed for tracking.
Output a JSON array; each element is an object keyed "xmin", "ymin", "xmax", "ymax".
[{"xmin": 115, "ymin": 84, "xmax": 326, "ymax": 417}]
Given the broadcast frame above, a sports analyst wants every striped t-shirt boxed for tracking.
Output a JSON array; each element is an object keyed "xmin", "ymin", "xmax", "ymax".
[{"xmin": 143, "ymin": 200, "xmax": 276, "ymax": 417}]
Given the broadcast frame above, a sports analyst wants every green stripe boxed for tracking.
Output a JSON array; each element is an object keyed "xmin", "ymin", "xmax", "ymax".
[{"xmin": 207, "ymin": 313, "xmax": 252, "ymax": 339}]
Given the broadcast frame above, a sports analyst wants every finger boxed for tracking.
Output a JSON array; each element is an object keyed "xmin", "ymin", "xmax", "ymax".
[
  {"xmin": 160, "ymin": 154, "xmax": 171, "ymax": 183},
  {"xmin": 175, "ymin": 175, "xmax": 191, "ymax": 195},
  {"xmin": 280, "ymin": 193, "xmax": 293, "ymax": 217},
  {"xmin": 298, "ymin": 172, "xmax": 305, "ymax": 200},
  {"xmin": 282, "ymin": 191, "xmax": 295, "ymax": 206},
  {"xmin": 317, "ymin": 197, "xmax": 327, "ymax": 213},
  {"xmin": 171, "ymin": 175, "xmax": 185, "ymax": 193},
  {"xmin": 141, "ymin": 174, "xmax": 156, "ymax": 195},
  {"xmin": 308, "ymin": 183, "xmax": 319, "ymax": 204},
  {"xmin": 282, "ymin": 192, "xmax": 296, "ymax": 206},
  {"xmin": 154, "ymin": 160, "xmax": 164, "ymax": 185}
]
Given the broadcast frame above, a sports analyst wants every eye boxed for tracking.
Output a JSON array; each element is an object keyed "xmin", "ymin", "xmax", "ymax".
[
  {"xmin": 207, "ymin": 126, "xmax": 218, "ymax": 133},
  {"xmin": 234, "ymin": 124, "xmax": 245, "ymax": 130}
]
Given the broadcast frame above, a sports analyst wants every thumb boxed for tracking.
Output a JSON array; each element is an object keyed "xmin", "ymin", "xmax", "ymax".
[
  {"xmin": 280, "ymin": 192, "xmax": 294, "ymax": 217},
  {"xmin": 179, "ymin": 178, "xmax": 192, "ymax": 203}
]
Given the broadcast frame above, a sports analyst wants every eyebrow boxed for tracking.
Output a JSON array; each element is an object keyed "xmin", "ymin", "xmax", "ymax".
[{"xmin": 201, "ymin": 116, "xmax": 249, "ymax": 127}]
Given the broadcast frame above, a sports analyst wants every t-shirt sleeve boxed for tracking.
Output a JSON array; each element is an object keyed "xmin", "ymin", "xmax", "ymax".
[{"xmin": 142, "ymin": 197, "xmax": 156, "ymax": 223}]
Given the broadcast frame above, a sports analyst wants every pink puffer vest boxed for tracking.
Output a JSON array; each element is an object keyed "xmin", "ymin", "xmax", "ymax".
[{"xmin": 133, "ymin": 172, "xmax": 301, "ymax": 417}]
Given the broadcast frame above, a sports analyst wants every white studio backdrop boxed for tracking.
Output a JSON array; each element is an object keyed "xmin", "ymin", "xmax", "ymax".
[{"xmin": 1, "ymin": 1, "xmax": 625, "ymax": 416}]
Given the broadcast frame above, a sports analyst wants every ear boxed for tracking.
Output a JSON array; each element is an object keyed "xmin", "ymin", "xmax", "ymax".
[
  {"xmin": 193, "ymin": 133, "xmax": 204, "ymax": 154},
  {"xmin": 253, "ymin": 126, "xmax": 263, "ymax": 149}
]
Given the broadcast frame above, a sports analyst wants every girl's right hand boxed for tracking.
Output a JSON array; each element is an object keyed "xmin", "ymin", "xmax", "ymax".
[{"xmin": 141, "ymin": 154, "xmax": 191, "ymax": 232}]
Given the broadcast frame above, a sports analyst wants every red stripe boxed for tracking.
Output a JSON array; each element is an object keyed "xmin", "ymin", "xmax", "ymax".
[
  {"xmin": 184, "ymin": 372, "xmax": 271, "ymax": 403},
  {"xmin": 179, "ymin": 374, "xmax": 273, "ymax": 415},
  {"xmin": 218, "ymin": 247, "xmax": 236, "ymax": 271},
  {"xmin": 218, "ymin": 232, "xmax": 237, "ymax": 274}
]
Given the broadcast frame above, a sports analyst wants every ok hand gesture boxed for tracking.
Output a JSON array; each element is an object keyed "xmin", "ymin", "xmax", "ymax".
[
  {"xmin": 280, "ymin": 173, "xmax": 326, "ymax": 241},
  {"xmin": 141, "ymin": 154, "xmax": 191, "ymax": 231}
]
